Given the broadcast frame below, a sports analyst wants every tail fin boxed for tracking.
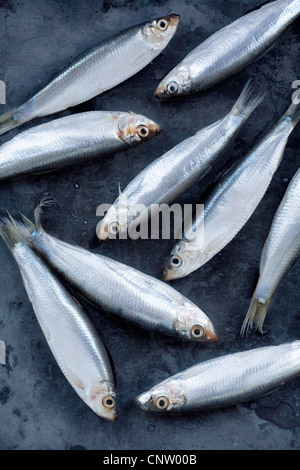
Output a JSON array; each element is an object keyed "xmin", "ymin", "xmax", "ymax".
[
  {"xmin": 240, "ymin": 295, "xmax": 273, "ymax": 336},
  {"xmin": 0, "ymin": 108, "xmax": 22, "ymax": 136},
  {"xmin": 1, "ymin": 197, "xmax": 56, "ymax": 247},
  {"xmin": 0, "ymin": 199, "xmax": 54, "ymax": 250},
  {"xmin": 231, "ymin": 79, "xmax": 265, "ymax": 120},
  {"xmin": 0, "ymin": 214, "xmax": 32, "ymax": 249},
  {"xmin": 280, "ymin": 94, "xmax": 300, "ymax": 129},
  {"xmin": 33, "ymin": 196, "xmax": 56, "ymax": 231}
]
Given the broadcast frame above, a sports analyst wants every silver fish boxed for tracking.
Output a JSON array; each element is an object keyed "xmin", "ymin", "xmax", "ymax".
[
  {"xmin": 97, "ymin": 81, "xmax": 264, "ymax": 240},
  {"xmin": 0, "ymin": 111, "xmax": 161, "ymax": 180},
  {"xmin": 15, "ymin": 202, "xmax": 217, "ymax": 343},
  {"xmin": 0, "ymin": 217, "xmax": 117, "ymax": 421},
  {"xmin": 155, "ymin": 0, "xmax": 300, "ymax": 99},
  {"xmin": 136, "ymin": 341, "xmax": 300, "ymax": 413},
  {"xmin": 164, "ymin": 98, "xmax": 300, "ymax": 281},
  {"xmin": 0, "ymin": 14, "xmax": 180, "ymax": 135},
  {"xmin": 241, "ymin": 166, "xmax": 300, "ymax": 335}
]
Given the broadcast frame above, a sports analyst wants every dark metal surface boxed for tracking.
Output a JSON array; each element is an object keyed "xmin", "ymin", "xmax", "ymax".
[{"xmin": 0, "ymin": 0, "xmax": 299, "ymax": 450}]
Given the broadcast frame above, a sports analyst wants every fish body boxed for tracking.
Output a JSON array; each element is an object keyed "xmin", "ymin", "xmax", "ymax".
[
  {"xmin": 0, "ymin": 14, "xmax": 179, "ymax": 135},
  {"xmin": 0, "ymin": 219, "xmax": 117, "ymax": 421},
  {"xmin": 155, "ymin": 0, "xmax": 300, "ymax": 98},
  {"xmin": 164, "ymin": 99, "xmax": 300, "ymax": 280},
  {"xmin": 17, "ymin": 205, "xmax": 217, "ymax": 343},
  {"xmin": 0, "ymin": 111, "xmax": 161, "ymax": 180},
  {"xmin": 241, "ymin": 166, "xmax": 300, "ymax": 335},
  {"xmin": 136, "ymin": 341, "xmax": 300, "ymax": 412},
  {"xmin": 98, "ymin": 81, "xmax": 264, "ymax": 240}
]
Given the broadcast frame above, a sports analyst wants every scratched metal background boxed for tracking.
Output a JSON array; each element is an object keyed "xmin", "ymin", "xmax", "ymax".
[{"xmin": 0, "ymin": 0, "xmax": 299, "ymax": 450}]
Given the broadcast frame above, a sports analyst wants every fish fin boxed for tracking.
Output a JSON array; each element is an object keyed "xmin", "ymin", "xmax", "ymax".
[
  {"xmin": 18, "ymin": 212, "xmax": 36, "ymax": 236},
  {"xmin": 203, "ymin": 233, "xmax": 226, "ymax": 255},
  {"xmin": 280, "ymin": 95, "xmax": 300, "ymax": 129},
  {"xmin": 254, "ymin": 39, "xmax": 279, "ymax": 63},
  {"xmin": 240, "ymin": 295, "xmax": 273, "ymax": 337},
  {"xmin": 0, "ymin": 108, "xmax": 23, "ymax": 136},
  {"xmin": 230, "ymin": 79, "xmax": 265, "ymax": 120},
  {"xmin": 132, "ymin": 48, "xmax": 156, "ymax": 71},
  {"xmin": 0, "ymin": 213, "xmax": 32, "ymax": 249},
  {"xmin": 30, "ymin": 167, "xmax": 62, "ymax": 176},
  {"xmin": 244, "ymin": 1, "xmax": 270, "ymax": 15},
  {"xmin": 34, "ymin": 196, "xmax": 56, "ymax": 232},
  {"xmin": 65, "ymin": 366, "xmax": 85, "ymax": 390},
  {"xmin": 179, "ymin": 361, "xmax": 217, "ymax": 381}
]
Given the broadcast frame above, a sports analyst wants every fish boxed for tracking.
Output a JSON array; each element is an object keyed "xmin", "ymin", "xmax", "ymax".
[
  {"xmin": 154, "ymin": 0, "xmax": 300, "ymax": 99},
  {"xmin": 164, "ymin": 97, "xmax": 300, "ymax": 281},
  {"xmin": 97, "ymin": 81, "xmax": 264, "ymax": 240},
  {"xmin": 12, "ymin": 201, "xmax": 217, "ymax": 343},
  {"xmin": 0, "ymin": 14, "xmax": 180, "ymax": 136},
  {"xmin": 136, "ymin": 341, "xmax": 300, "ymax": 413},
  {"xmin": 0, "ymin": 111, "xmax": 161, "ymax": 180},
  {"xmin": 0, "ymin": 216, "xmax": 117, "ymax": 421},
  {"xmin": 241, "ymin": 166, "xmax": 300, "ymax": 336}
]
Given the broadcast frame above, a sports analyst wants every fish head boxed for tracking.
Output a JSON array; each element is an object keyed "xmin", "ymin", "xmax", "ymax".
[
  {"xmin": 118, "ymin": 112, "xmax": 162, "ymax": 144},
  {"xmin": 154, "ymin": 66, "xmax": 192, "ymax": 99},
  {"xmin": 136, "ymin": 379, "xmax": 186, "ymax": 413},
  {"xmin": 97, "ymin": 198, "xmax": 133, "ymax": 241},
  {"xmin": 173, "ymin": 304, "xmax": 217, "ymax": 342},
  {"xmin": 142, "ymin": 14, "xmax": 180, "ymax": 47},
  {"xmin": 87, "ymin": 381, "xmax": 117, "ymax": 422},
  {"xmin": 163, "ymin": 240, "xmax": 199, "ymax": 280}
]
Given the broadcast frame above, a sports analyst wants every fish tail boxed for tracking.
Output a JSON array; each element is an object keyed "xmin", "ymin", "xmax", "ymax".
[
  {"xmin": 0, "ymin": 213, "xmax": 32, "ymax": 249},
  {"xmin": 230, "ymin": 79, "xmax": 265, "ymax": 120},
  {"xmin": 33, "ymin": 196, "xmax": 56, "ymax": 231},
  {"xmin": 280, "ymin": 95, "xmax": 300, "ymax": 129},
  {"xmin": 240, "ymin": 295, "xmax": 272, "ymax": 337},
  {"xmin": 0, "ymin": 108, "xmax": 23, "ymax": 136}
]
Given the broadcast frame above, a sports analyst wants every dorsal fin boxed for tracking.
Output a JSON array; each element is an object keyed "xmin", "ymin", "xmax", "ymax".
[{"xmin": 244, "ymin": 1, "xmax": 271, "ymax": 15}]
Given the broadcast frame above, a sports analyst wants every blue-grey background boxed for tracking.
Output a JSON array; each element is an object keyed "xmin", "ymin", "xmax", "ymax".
[{"xmin": 0, "ymin": 0, "xmax": 299, "ymax": 450}]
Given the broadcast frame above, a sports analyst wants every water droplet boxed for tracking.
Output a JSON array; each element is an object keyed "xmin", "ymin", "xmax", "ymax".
[
  {"xmin": 148, "ymin": 424, "xmax": 155, "ymax": 432},
  {"xmin": 282, "ymin": 178, "xmax": 289, "ymax": 183},
  {"xmin": 74, "ymin": 183, "xmax": 79, "ymax": 188}
]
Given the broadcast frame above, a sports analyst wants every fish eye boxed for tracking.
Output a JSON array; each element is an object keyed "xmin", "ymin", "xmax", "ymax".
[
  {"xmin": 109, "ymin": 221, "xmax": 120, "ymax": 234},
  {"xmin": 169, "ymin": 254, "xmax": 182, "ymax": 268},
  {"xmin": 102, "ymin": 395, "xmax": 115, "ymax": 409},
  {"xmin": 137, "ymin": 125, "xmax": 149, "ymax": 138},
  {"xmin": 167, "ymin": 81, "xmax": 178, "ymax": 94},
  {"xmin": 157, "ymin": 19, "xmax": 169, "ymax": 31},
  {"xmin": 191, "ymin": 325, "xmax": 204, "ymax": 339},
  {"xmin": 154, "ymin": 396, "xmax": 169, "ymax": 410}
]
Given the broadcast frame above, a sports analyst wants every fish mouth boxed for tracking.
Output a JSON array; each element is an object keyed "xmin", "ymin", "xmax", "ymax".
[
  {"xmin": 135, "ymin": 392, "xmax": 152, "ymax": 411},
  {"xmin": 96, "ymin": 222, "xmax": 109, "ymax": 241},
  {"xmin": 99, "ymin": 409, "xmax": 118, "ymax": 422},
  {"xmin": 104, "ymin": 412, "xmax": 118, "ymax": 422},
  {"xmin": 162, "ymin": 267, "xmax": 183, "ymax": 281},
  {"xmin": 162, "ymin": 268, "xmax": 172, "ymax": 281},
  {"xmin": 203, "ymin": 327, "xmax": 218, "ymax": 342},
  {"xmin": 154, "ymin": 84, "xmax": 169, "ymax": 100},
  {"xmin": 147, "ymin": 122, "xmax": 163, "ymax": 139},
  {"xmin": 163, "ymin": 13, "xmax": 181, "ymax": 27}
]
